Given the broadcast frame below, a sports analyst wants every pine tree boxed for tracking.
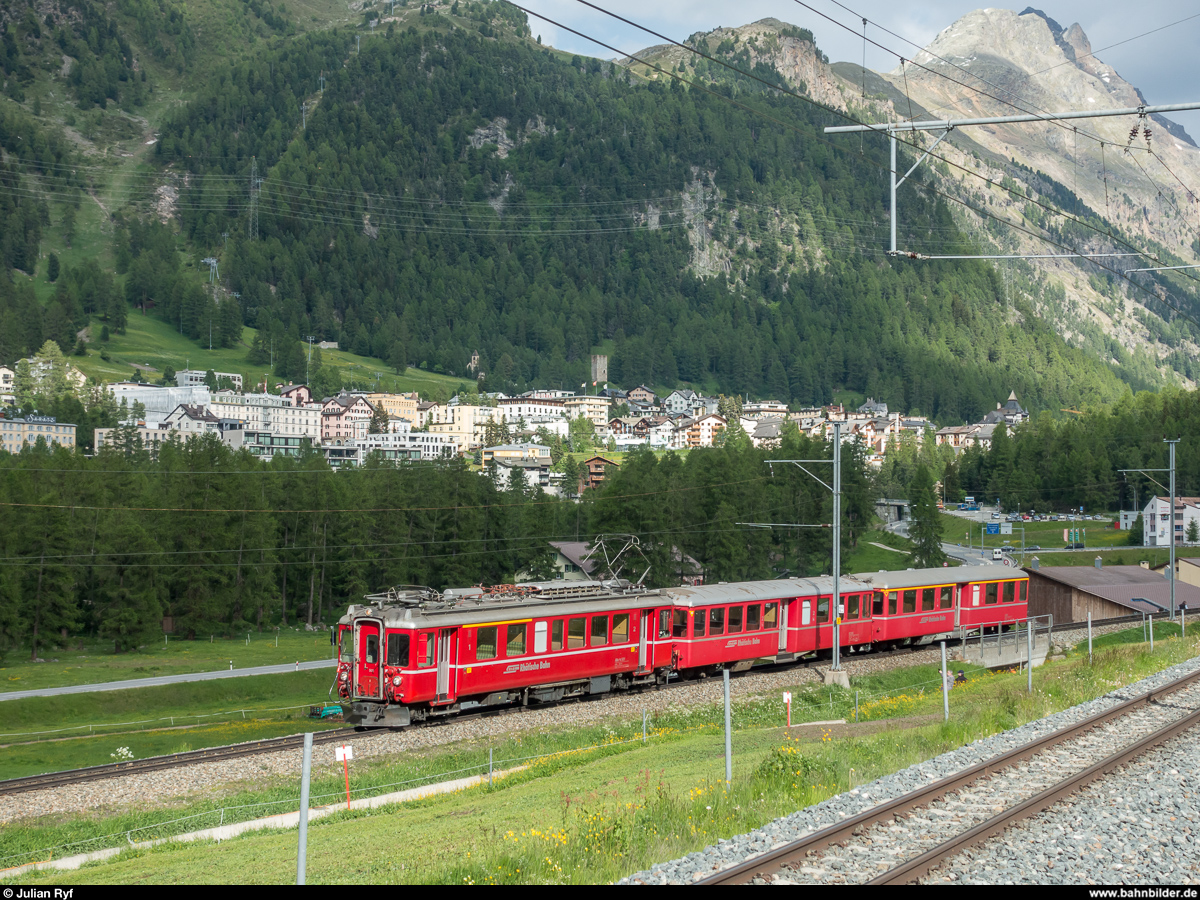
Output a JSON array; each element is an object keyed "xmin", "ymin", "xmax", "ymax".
[
  {"xmin": 908, "ymin": 463, "xmax": 947, "ymax": 568},
  {"xmin": 368, "ymin": 402, "xmax": 390, "ymax": 434}
]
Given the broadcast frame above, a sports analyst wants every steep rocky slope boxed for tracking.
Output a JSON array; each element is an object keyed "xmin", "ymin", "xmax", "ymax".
[{"xmin": 627, "ymin": 10, "xmax": 1199, "ymax": 383}]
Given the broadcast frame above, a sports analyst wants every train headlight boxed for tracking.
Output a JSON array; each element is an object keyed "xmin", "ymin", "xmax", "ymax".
[
  {"xmin": 392, "ymin": 675, "xmax": 402, "ymax": 687},
  {"xmin": 339, "ymin": 671, "xmax": 348, "ymax": 682}
]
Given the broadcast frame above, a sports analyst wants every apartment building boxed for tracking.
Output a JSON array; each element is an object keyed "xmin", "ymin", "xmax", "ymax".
[{"xmin": 0, "ymin": 414, "xmax": 77, "ymax": 452}]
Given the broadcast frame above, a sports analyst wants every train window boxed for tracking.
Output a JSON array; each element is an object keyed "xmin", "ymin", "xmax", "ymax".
[
  {"xmin": 506, "ymin": 624, "xmax": 526, "ymax": 656},
  {"xmin": 764, "ymin": 603, "xmax": 778, "ymax": 628},
  {"xmin": 817, "ymin": 597, "xmax": 829, "ymax": 623},
  {"xmin": 848, "ymin": 594, "xmax": 859, "ymax": 619},
  {"xmin": 728, "ymin": 606, "xmax": 743, "ymax": 634},
  {"xmin": 612, "ymin": 614, "xmax": 630, "ymax": 643},
  {"xmin": 591, "ymin": 616, "xmax": 609, "ymax": 647},
  {"xmin": 873, "ymin": 592, "xmax": 884, "ymax": 616},
  {"xmin": 568, "ymin": 617, "xmax": 586, "ymax": 649},
  {"xmin": 364, "ymin": 634, "xmax": 379, "ymax": 664},
  {"xmin": 903, "ymin": 590, "xmax": 916, "ymax": 614},
  {"xmin": 534, "ymin": 621, "xmax": 548, "ymax": 654},
  {"xmin": 709, "ymin": 607, "xmax": 725, "ymax": 635},
  {"xmin": 552, "ymin": 620, "xmax": 564, "ymax": 651},
  {"xmin": 1003, "ymin": 581, "xmax": 1015, "ymax": 603},
  {"xmin": 940, "ymin": 586, "xmax": 954, "ymax": 609},
  {"xmin": 1018, "ymin": 581, "xmax": 1027, "ymax": 603},
  {"xmin": 888, "ymin": 592, "xmax": 898, "ymax": 615},
  {"xmin": 672, "ymin": 610, "xmax": 688, "ymax": 638},
  {"xmin": 387, "ymin": 633, "xmax": 409, "ymax": 667},
  {"xmin": 747, "ymin": 604, "xmax": 761, "ymax": 630},
  {"xmin": 476, "ymin": 626, "xmax": 498, "ymax": 660},
  {"xmin": 922, "ymin": 588, "xmax": 936, "ymax": 612},
  {"xmin": 418, "ymin": 633, "xmax": 433, "ymax": 667},
  {"xmin": 985, "ymin": 582, "xmax": 998, "ymax": 605},
  {"xmin": 693, "ymin": 612, "xmax": 706, "ymax": 638},
  {"xmin": 659, "ymin": 609, "xmax": 672, "ymax": 637},
  {"xmin": 801, "ymin": 600, "xmax": 811, "ymax": 625}
]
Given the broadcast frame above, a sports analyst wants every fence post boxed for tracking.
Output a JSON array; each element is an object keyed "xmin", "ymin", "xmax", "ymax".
[
  {"xmin": 1027, "ymin": 623, "xmax": 1033, "ymax": 694},
  {"xmin": 296, "ymin": 732, "xmax": 313, "ymax": 885},
  {"xmin": 723, "ymin": 668, "xmax": 732, "ymax": 787},
  {"xmin": 1088, "ymin": 611, "xmax": 1093, "ymax": 665},
  {"xmin": 941, "ymin": 641, "xmax": 949, "ymax": 722},
  {"xmin": 1150, "ymin": 614, "xmax": 1155, "ymax": 651},
  {"xmin": 642, "ymin": 709, "xmax": 647, "ymax": 744}
]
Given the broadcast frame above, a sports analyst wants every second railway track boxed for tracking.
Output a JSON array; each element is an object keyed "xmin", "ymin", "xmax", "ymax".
[{"xmin": 699, "ymin": 663, "xmax": 1200, "ymax": 885}]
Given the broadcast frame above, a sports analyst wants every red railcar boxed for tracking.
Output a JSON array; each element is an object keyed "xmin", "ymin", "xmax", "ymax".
[
  {"xmin": 336, "ymin": 582, "xmax": 674, "ymax": 728},
  {"xmin": 335, "ymin": 566, "xmax": 1031, "ymax": 727}
]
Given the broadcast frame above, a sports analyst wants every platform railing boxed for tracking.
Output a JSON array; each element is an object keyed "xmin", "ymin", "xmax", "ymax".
[{"xmin": 956, "ymin": 614, "xmax": 1053, "ymax": 663}]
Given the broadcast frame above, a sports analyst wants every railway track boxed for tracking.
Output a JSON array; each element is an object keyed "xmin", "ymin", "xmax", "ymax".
[
  {"xmin": 0, "ymin": 613, "xmax": 1147, "ymax": 800},
  {"xmin": 0, "ymin": 728, "xmax": 364, "ymax": 797},
  {"xmin": 698, "ymin": 664, "xmax": 1200, "ymax": 885}
]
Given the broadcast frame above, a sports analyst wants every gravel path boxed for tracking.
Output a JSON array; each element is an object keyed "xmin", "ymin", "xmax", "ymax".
[
  {"xmin": 0, "ymin": 623, "xmax": 1132, "ymax": 827},
  {"xmin": 621, "ymin": 651, "xmax": 1200, "ymax": 884}
]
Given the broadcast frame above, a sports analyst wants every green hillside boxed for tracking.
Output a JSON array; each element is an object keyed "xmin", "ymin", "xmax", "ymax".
[
  {"xmin": 0, "ymin": 0, "xmax": 1186, "ymax": 420},
  {"xmin": 73, "ymin": 310, "xmax": 469, "ymax": 397}
]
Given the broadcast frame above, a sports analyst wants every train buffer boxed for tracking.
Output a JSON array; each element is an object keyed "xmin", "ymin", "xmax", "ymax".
[{"xmin": 955, "ymin": 616, "xmax": 1051, "ymax": 670}]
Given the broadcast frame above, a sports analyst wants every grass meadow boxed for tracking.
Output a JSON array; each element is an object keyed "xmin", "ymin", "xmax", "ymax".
[{"xmin": 7, "ymin": 622, "xmax": 1199, "ymax": 884}]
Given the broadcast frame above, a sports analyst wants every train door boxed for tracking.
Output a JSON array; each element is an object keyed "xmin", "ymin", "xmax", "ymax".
[
  {"xmin": 435, "ymin": 628, "xmax": 457, "ymax": 703},
  {"xmin": 355, "ymin": 618, "xmax": 383, "ymax": 699},
  {"xmin": 637, "ymin": 610, "xmax": 651, "ymax": 672},
  {"xmin": 777, "ymin": 600, "xmax": 789, "ymax": 652},
  {"xmin": 794, "ymin": 597, "xmax": 817, "ymax": 655}
]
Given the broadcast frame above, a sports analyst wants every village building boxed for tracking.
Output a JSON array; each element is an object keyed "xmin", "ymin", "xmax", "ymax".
[
  {"xmin": 1025, "ymin": 563, "xmax": 1200, "ymax": 623},
  {"xmin": 0, "ymin": 413, "xmax": 77, "ymax": 452}
]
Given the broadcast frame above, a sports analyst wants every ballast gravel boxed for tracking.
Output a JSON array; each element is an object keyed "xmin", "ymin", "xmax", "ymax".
[
  {"xmin": 621, "ymin": 651, "xmax": 1200, "ymax": 885},
  {"xmin": 0, "ymin": 621, "xmax": 1134, "ymax": 827},
  {"xmin": 920, "ymin": 731, "xmax": 1200, "ymax": 884}
]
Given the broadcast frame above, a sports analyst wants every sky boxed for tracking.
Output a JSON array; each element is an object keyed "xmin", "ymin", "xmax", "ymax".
[{"xmin": 517, "ymin": 1, "xmax": 1200, "ymax": 137}]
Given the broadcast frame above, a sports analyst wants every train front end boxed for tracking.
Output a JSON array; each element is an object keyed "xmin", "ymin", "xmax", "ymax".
[{"xmin": 336, "ymin": 607, "xmax": 412, "ymax": 728}]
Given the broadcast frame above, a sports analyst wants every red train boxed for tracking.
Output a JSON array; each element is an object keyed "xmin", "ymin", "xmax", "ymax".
[{"xmin": 335, "ymin": 566, "xmax": 1028, "ymax": 728}]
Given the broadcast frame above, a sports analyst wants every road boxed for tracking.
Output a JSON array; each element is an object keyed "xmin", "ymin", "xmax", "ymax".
[
  {"xmin": 0, "ymin": 658, "xmax": 338, "ymax": 703},
  {"xmin": 886, "ymin": 512, "xmax": 1007, "ymax": 568}
]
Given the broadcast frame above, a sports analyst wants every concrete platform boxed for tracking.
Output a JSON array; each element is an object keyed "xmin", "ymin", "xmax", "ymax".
[{"xmin": 960, "ymin": 633, "xmax": 1050, "ymax": 670}]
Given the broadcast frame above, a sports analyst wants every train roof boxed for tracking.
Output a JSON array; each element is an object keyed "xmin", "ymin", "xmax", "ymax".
[
  {"xmin": 344, "ymin": 579, "xmax": 668, "ymax": 628},
  {"xmin": 851, "ymin": 565, "xmax": 1026, "ymax": 591},
  {"xmin": 664, "ymin": 576, "xmax": 871, "ymax": 607}
]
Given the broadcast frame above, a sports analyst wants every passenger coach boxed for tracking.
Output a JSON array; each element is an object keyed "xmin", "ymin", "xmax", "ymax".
[{"xmin": 851, "ymin": 566, "xmax": 1029, "ymax": 648}]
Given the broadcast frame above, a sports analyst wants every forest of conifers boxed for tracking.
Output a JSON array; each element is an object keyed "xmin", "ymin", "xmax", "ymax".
[
  {"xmin": 0, "ymin": 426, "xmax": 874, "ymax": 657},
  {"xmin": 150, "ymin": 22, "xmax": 1141, "ymax": 421}
]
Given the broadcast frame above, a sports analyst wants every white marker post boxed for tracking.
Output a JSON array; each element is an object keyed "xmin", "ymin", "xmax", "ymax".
[
  {"xmin": 783, "ymin": 691, "xmax": 792, "ymax": 729},
  {"xmin": 336, "ymin": 744, "xmax": 354, "ymax": 809}
]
